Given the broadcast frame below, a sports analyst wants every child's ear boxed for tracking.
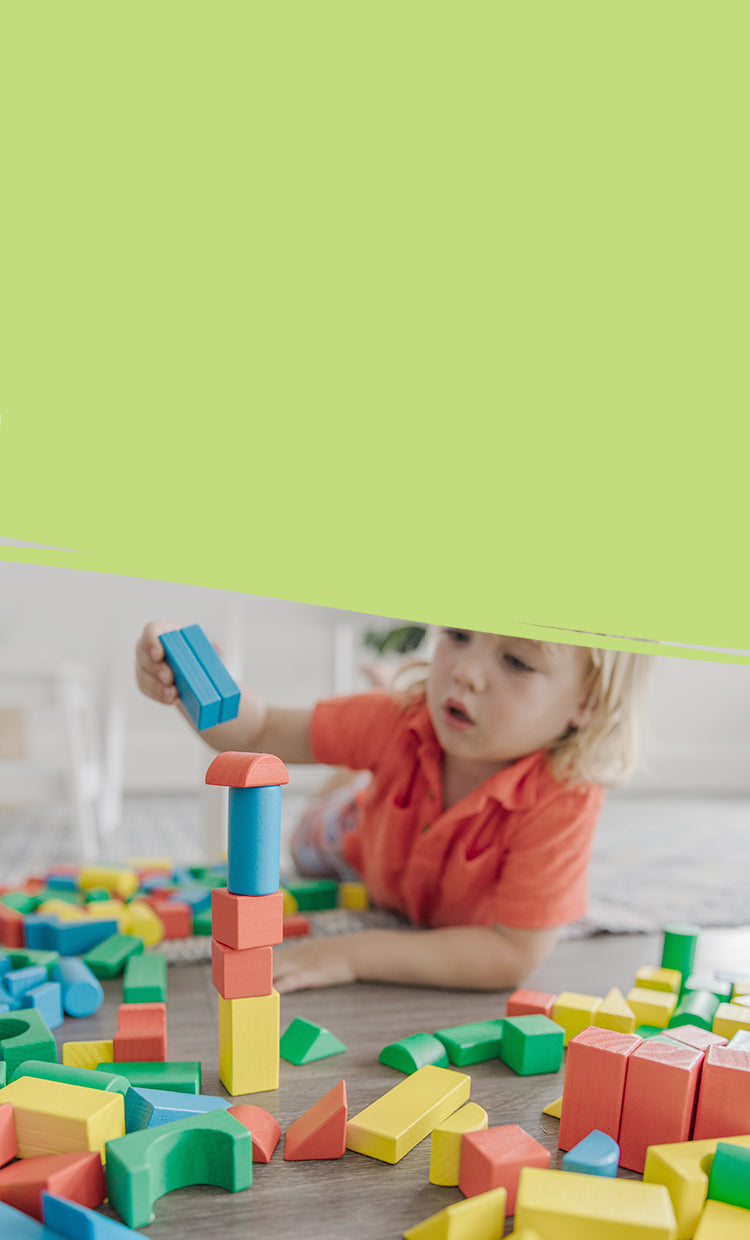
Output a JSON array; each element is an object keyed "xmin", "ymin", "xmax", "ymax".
[{"xmin": 570, "ymin": 688, "xmax": 597, "ymax": 730}]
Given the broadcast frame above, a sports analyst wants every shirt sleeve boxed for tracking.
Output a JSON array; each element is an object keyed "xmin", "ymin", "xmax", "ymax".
[
  {"xmin": 474, "ymin": 782, "xmax": 605, "ymax": 929},
  {"xmin": 310, "ymin": 692, "xmax": 405, "ymax": 773}
]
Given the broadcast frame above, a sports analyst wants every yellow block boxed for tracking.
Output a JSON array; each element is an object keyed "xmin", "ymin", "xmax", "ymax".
[
  {"xmin": 626, "ymin": 986, "xmax": 678, "ymax": 1028},
  {"xmin": 0, "ymin": 1077, "xmax": 124, "ymax": 1160},
  {"xmin": 694, "ymin": 1200, "xmax": 750, "ymax": 1238},
  {"xmin": 732, "ymin": 983, "xmax": 750, "ymax": 1000},
  {"xmin": 120, "ymin": 900, "xmax": 165, "ymax": 947},
  {"xmin": 339, "ymin": 881, "xmax": 370, "ymax": 910},
  {"xmin": 515, "ymin": 1167, "xmax": 678, "ymax": 1239},
  {"xmin": 644, "ymin": 1135, "xmax": 750, "ymax": 1240},
  {"xmin": 126, "ymin": 856, "xmax": 174, "ymax": 872},
  {"xmin": 280, "ymin": 888, "xmax": 298, "ymax": 915},
  {"xmin": 346, "ymin": 1064, "xmax": 470, "ymax": 1164},
  {"xmin": 636, "ymin": 968, "xmax": 683, "ymax": 995},
  {"xmin": 542, "ymin": 1096, "xmax": 563, "ymax": 1119},
  {"xmin": 36, "ymin": 900, "xmax": 88, "ymax": 921},
  {"xmin": 551, "ymin": 992, "xmax": 603, "ymax": 1045},
  {"xmin": 594, "ymin": 987, "xmax": 637, "ymax": 1035},
  {"xmin": 62, "ymin": 1040, "xmax": 114, "ymax": 1069},
  {"xmin": 429, "ymin": 1101, "xmax": 488, "ymax": 1185},
  {"xmin": 79, "ymin": 865, "xmax": 139, "ymax": 900},
  {"xmin": 713, "ymin": 1003, "xmax": 750, "ymax": 1039},
  {"xmin": 218, "ymin": 990, "xmax": 280, "ymax": 1095},
  {"xmin": 403, "ymin": 1187, "xmax": 506, "ymax": 1240},
  {"xmin": 506, "ymin": 1232, "xmax": 545, "ymax": 1240},
  {"xmin": 85, "ymin": 898, "xmax": 126, "ymax": 926}
]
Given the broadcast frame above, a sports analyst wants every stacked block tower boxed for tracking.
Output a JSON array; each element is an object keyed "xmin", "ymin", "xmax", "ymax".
[{"xmin": 206, "ymin": 751, "xmax": 288, "ymax": 1095}]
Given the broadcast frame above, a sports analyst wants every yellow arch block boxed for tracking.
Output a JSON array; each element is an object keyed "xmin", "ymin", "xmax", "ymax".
[
  {"xmin": 643, "ymin": 1134, "xmax": 750, "ymax": 1240},
  {"xmin": 429, "ymin": 1101, "xmax": 488, "ymax": 1185}
]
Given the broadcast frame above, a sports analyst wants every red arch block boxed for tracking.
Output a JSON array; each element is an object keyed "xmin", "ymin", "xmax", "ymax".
[{"xmin": 205, "ymin": 752, "xmax": 289, "ymax": 788}]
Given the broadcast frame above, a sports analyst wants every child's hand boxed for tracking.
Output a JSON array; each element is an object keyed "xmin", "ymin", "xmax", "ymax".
[
  {"xmin": 134, "ymin": 620, "xmax": 182, "ymax": 706},
  {"xmin": 273, "ymin": 937, "xmax": 357, "ymax": 993}
]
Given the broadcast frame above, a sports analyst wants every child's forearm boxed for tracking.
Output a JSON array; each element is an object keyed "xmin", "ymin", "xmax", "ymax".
[
  {"xmin": 193, "ymin": 695, "xmax": 316, "ymax": 765},
  {"xmin": 350, "ymin": 924, "xmax": 557, "ymax": 991}
]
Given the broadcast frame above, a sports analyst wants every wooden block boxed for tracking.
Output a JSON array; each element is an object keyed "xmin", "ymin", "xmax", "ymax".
[
  {"xmin": 226, "ymin": 786, "xmax": 282, "ymax": 897},
  {"xmin": 284, "ymin": 1080, "xmax": 347, "ymax": 1160},
  {"xmin": 123, "ymin": 1086, "xmax": 230, "ymax": 1131},
  {"xmin": 0, "ymin": 1150, "xmax": 105, "ymax": 1220},
  {"xmin": 515, "ymin": 1166, "xmax": 679, "ymax": 1239},
  {"xmin": 506, "ymin": 990, "xmax": 556, "ymax": 1019},
  {"xmin": 0, "ymin": 1007, "xmax": 57, "ymax": 1077},
  {"xmin": 434, "ymin": 1021, "xmax": 504, "ymax": 1066},
  {"xmin": 158, "ymin": 629, "xmax": 222, "ymax": 731},
  {"xmin": 636, "ymin": 967, "xmax": 683, "ymax": 994},
  {"xmin": 346, "ymin": 1065, "xmax": 471, "ymax": 1164},
  {"xmin": 338, "ymin": 881, "xmax": 369, "ymax": 910},
  {"xmin": 0, "ymin": 1101, "xmax": 17, "ymax": 1167},
  {"xmin": 114, "ymin": 1003, "xmax": 167, "ymax": 1060},
  {"xmin": 51, "ymin": 959, "xmax": 103, "ymax": 1018},
  {"xmin": 122, "ymin": 953, "xmax": 167, "ymax": 1004},
  {"xmin": 499, "ymin": 1015, "xmax": 564, "ymax": 1076},
  {"xmin": 561, "ymin": 1129, "xmax": 619, "ymax": 1177},
  {"xmin": 78, "ymin": 868, "xmax": 139, "ymax": 901},
  {"xmin": 558, "ymin": 1027, "xmax": 642, "ymax": 1152},
  {"xmin": 281, "ymin": 888, "xmax": 298, "ymax": 915},
  {"xmin": 661, "ymin": 925, "xmax": 699, "ymax": 981},
  {"xmin": 693, "ymin": 1045, "xmax": 750, "ymax": 1140},
  {"xmin": 226, "ymin": 1104, "xmax": 281, "ymax": 1163},
  {"xmin": 618, "ymin": 1041, "xmax": 704, "ymax": 1173},
  {"xmin": 626, "ymin": 987, "xmax": 679, "ymax": 1029},
  {"xmin": 662, "ymin": 1024, "xmax": 727, "ymax": 1053},
  {"xmin": 144, "ymin": 901, "xmax": 192, "ymax": 940},
  {"xmin": 713, "ymin": 1004, "xmax": 750, "ymax": 1040},
  {"xmin": 99, "ymin": 1062, "xmax": 201, "ymax": 1095},
  {"xmin": 218, "ymin": 990, "xmax": 280, "ymax": 1095},
  {"xmin": 459, "ymin": 1125, "xmax": 550, "ymax": 1214},
  {"xmin": 211, "ymin": 889, "xmax": 284, "ymax": 951},
  {"xmin": 429, "ymin": 1102, "xmax": 488, "ymax": 1186},
  {"xmin": 116, "ymin": 1002, "xmax": 166, "ymax": 1034},
  {"xmin": 119, "ymin": 902, "xmax": 165, "ymax": 948},
  {"xmin": 205, "ymin": 751, "xmax": 289, "ymax": 789},
  {"xmin": 0, "ymin": 1077, "xmax": 124, "ymax": 1160},
  {"xmin": 179, "ymin": 624, "xmax": 240, "ymax": 723},
  {"xmin": 551, "ymin": 992, "xmax": 602, "ymax": 1045},
  {"xmin": 0, "ymin": 903, "xmax": 25, "ymax": 948},
  {"xmin": 593, "ymin": 987, "xmax": 637, "ymax": 1034},
  {"xmin": 403, "ymin": 1186, "xmax": 507, "ymax": 1240},
  {"xmin": 62, "ymin": 1041, "xmax": 114, "ymax": 1070},
  {"xmin": 282, "ymin": 914, "xmax": 310, "ymax": 938},
  {"xmin": 9, "ymin": 1061, "xmax": 130, "ymax": 1100},
  {"xmin": 669, "ymin": 991, "xmax": 721, "ymax": 1031},
  {"xmin": 542, "ymin": 1097, "xmax": 562, "ymax": 1119},
  {"xmin": 693, "ymin": 1199, "xmax": 750, "ymax": 1238},
  {"xmin": 379, "ymin": 1033, "xmax": 448, "ymax": 1074},
  {"xmin": 644, "ymin": 1135, "xmax": 750, "ymax": 1240},
  {"xmin": 42, "ymin": 1190, "xmax": 146, "ymax": 1238},
  {"xmin": 211, "ymin": 941, "xmax": 273, "ymax": 1000},
  {"xmin": 104, "ymin": 1109, "xmax": 253, "ymax": 1228},
  {"xmin": 707, "ymin": 1140, "xmax": 750, "ymax": 1209},
  {"xmin": 280, "ymin": 1017, "xmax": 346, "ymax": 1065}
]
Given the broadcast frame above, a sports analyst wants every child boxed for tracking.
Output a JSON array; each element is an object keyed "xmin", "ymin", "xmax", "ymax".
[{"xmin": 135, "ymin": 622, "xmax": 651, "ymax": 994}]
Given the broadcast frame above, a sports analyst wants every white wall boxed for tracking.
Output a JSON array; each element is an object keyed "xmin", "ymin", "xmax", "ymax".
[{"xmin": 2, "ymin": 559, "xmax": 750, "ymax": 798}]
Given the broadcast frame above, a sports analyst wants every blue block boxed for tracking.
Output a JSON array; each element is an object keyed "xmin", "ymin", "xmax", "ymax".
[
  {"xmin": 0, "ymin": 952, "xmax": 11, "ymax": 980},
  {"xmin": 167, "ymin": 887, "xmax": 211, "ymax": 914},
  {"xmin": 562, "ymin": 1128, "xmax": 620, "ymax": 1177},
  {"xmin": 21, "ymin": 916, "xmax": 60, "ymax": 951},
  {"xmin": 4, "ymin": 965, "xmax": 48, "ymax": 999},
  {"xmin": 227, "ymin": 785, "xmax": 282, "ymax": 895},
  {"xmin": 43, "ymin": 1190, "xmax": 142, "ymax": 1238},
  {"xmin": 179, "ymin": 624, "xmax": 241, "ymax": 723},
  {"xmin": 124, "ymin": 1085, "xmax": 231, "ymax": 1131},
  {"xmin": 0, "ymin": 1200, "xmax": 51, "ymax": 1239},
  {"xmin": 55, "ymin": 919, "xmax": 119, "ymax": 957},
  {"xmin": 22, "ymin": 981, "xmax": 64, "ymax": 1030},
  {"xmin": 0, "ymin": 982, "xmax": 21, "ymax": 1011},
  {"xmin": 159, "ymin": 629, "xmax": 222, "ymax": 731},
  {"xmin": 52, "ymin": 957, "xmax": 104, "ymax": 1018},
  {"xmin": 46, "ymin": 874, "xmax": 79, "ymax": 891},
  {"xmin": 138, "ymin": 875, "xmax": 173, "ymax": 893}
]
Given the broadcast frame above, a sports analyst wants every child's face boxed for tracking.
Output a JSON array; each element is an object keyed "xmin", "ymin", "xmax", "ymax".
[{"xmin": 426, "ymin": 629, "xmax": 592, "ymax": 773}]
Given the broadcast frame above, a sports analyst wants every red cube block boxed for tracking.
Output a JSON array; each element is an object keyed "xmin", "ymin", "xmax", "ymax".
[
  {"xmin": 459, "ymin": 1125, "xmax": 549, "ymax": 1213},
  {"xmin": 211, "ymin": 888, "xmax": 283, "ymax": 950},
  {"xmin": 211, "ymin": 941, "xmax": 273, "ymax": 999}
]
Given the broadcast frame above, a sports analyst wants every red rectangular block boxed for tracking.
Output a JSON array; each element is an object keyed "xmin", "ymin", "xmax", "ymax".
[
  {"xmin": 117, "ymin": 1002, "xmax": 166, "ymax": 1035},
  {"xmin": 0, "ymin": 1102, "xmax": 17, "ymax": 1167},
  {"xmin": 664, "ymin": 1025, "xmax": 728, "ymax": 1053},
  {"xmin": 618, "ymin": 1040, "xmax": 703, "ymax": 1172},
  {"xmin": 146, "ymin": 900, "xmax": 192, "ymax": 939},
  {"xmin": 692, "ymin": 1044, "xmax": 750, "ymax": 1140},
  {"xmin": 113, "ymin": 1031, "xmax": 167, "ymax": 1061},
  {"xmin": 506, "ymin": 989, "xmax": 556, "ymax": 1018},
  {"xmin": 211, "ymin": 941, "xmax": 273, "ymax": 999},
  {"xmin": 283, "ymin": 914, "xmax": 310, "ymax": 938},
  {"xmin": 211, "ymin": 888, "xmax": 283, "ymax": 950},
  {"xmin": 0, "ymin": 903, "xmax": 25, "ymax": 948},
  {"xmin": 558, "ymin": 1027, "xmax": 642, "ymax": 1152},
  {"xmin": 0, "ymin": 1150, "xmax": 105, "ymax": 1219}
]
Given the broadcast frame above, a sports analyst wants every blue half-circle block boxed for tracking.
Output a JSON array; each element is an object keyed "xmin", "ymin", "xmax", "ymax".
[
  {"xmin": 562, "ymin": 1128, "xmax": 620, "ymax": 1177},
  {"xmin": 227, "ymin": 785, "xmax": 282, "ymax": 896}
]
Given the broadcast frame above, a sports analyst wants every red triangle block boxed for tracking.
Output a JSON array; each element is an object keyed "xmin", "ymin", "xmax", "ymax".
[
  {"xmin": 0, "ymin": 1150, "xmax": 106, "ymax": 1220},
  {"xmin": 227, "ymin": 1104, "xmax": 281, "ymax": 1163},
  {"xmin": 0, "ymin": 1103, "xmax": 16, "ymax": 1168},
  {"xmin": 284, "ymin": 1080, "xmax": 347, "ymax": 1161}
]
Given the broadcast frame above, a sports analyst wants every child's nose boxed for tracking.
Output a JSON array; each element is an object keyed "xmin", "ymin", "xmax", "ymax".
[{"xmin": 453, "ymin": 654, "xmax": 487, "ymax": 692}]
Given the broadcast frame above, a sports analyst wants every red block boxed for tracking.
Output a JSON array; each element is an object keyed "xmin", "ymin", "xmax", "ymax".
[
  {"xmin": 558, "ymin": 1027, "xmax": 642, "ymax": 1152},
  {"xmin": 211, "ymin": 888, "xmax": 284, "ymax": 951},
  {"xmin": 227, "ymin": 1104, "xmax": 281, "ymax": 1163},
  {"xmin": 205, "ymin": 751, "xmax": 289, "ymax": 789},
  {"xmin": 0, "ymin": 1151, "xmax": 105, "ymax": 1220},
  {"xmin": 692, "ymin": 1044, "xmax": 750, "ymax": 1140},
  {"xmin": 618, "ymin": 1041, "xmax": 703, "ymax": 1173},
  {"xmin": 506, "ymin": 989, "xmax": 556, "ymax": 1018},
  {"xmin": 146, "ymin": 900, "xmax": 192, "ymax": 939},
  {"xmin": 283, "ymin": 914, "xmax": 310, "ymax": 939},
  {"xmin": 459, "ymin": 1125, "xmax": 549, "ymax": 1213},
  {"xmin": 0, "ymin": 1103, "xmax": 17, "ymax": 1168},
  {"xmin": 664, "ymin": 1025, "xmax": 728, "ymax": 1053},
  {"xmin": 114, "ymin": 1001, "xmax": 167, "ymax": 1061},
  {"xmin": 0, "ymin": 903, "xmax": 25, "ymax": 948},
  {"xmin": 117, "ymin": 1002, "xmax": 166, "ymax": 1034},
  {"xmin": 211, "ymin": 941, "xmax": 273, "ymax": 999},
  {"xmin": 284, "ymin": 1081, "xmax": 347, "ymax": 1161}
]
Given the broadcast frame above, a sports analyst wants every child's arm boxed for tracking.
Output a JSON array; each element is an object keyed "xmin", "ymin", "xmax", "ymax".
[
  {"xmin": 273, "ymin": 923, "xmax": 559, "ymax": 993},
  {"xmin": 134, "ymin": 620, "xmax": 316, "ymax": 763}
]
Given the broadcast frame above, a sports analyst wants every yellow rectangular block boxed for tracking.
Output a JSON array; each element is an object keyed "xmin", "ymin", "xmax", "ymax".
[
  {"xmin": 338, "ymin": 881, "xmax": 369, "ymax": 910},
  {"xmin": 126, "ymin": 856, "xmax": 174, "ymax": 872},
  {"xmin": 346, "ymin": 1064, "xmax": 470, "ymax": 1164},
  {"xmin": 0, "ymin": 1076, "xmax": 124, "ymax": 1160},
  {"xmin": 713, "ymin": 1003, "xmax": 750, "ymax": 1038},
  {"xmin": 62, "ymin": 1040, "xmax": 114, "ymax": 1069},
  {"xmin": 694, "ymin": 1200, "xmax": 750, "ymax": 1238},
  {"xmin": 218, "ymin": 989, "xmax": 280, "ymax": 1095},
  {"xmin": 551, "ymin": 992, "xmax": 603, "ymax": 1045},
  {"xmin": 430, "ymin": 1101, "xmax": 488, "ymax": 1186},
  {"xmin": 643, "ymin": 1135, "xmax": 750, "ymax": 1240},
  {"xmin": 626, "ymin": 986, "xmax": 678, "ymax": 1028},
  {"xmin": 515, "ymin": 1167, "xmax": 678, "ymax": 1239},
  {"xmin": 636, "ymin": 968, "xmax": 683, "ymax": 995},
  {"xmin": 79, "ymin": 865, "xmax": 139, "ymax": 899},
  {"xmin": 36, "ymin": 899, "xmax": 88, "ymax": 921}
]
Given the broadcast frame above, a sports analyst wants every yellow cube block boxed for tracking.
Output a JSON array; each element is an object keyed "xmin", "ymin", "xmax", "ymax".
[
  {"xmin": 644, "ymin": 1135, "xmax": 750, "ymax": 1240},
  {"xmin": 515, "ymin": 1167, "xmax": 678, "ymax": 1239},
  {"xmin": 347, "ymin": 1064, "xmax": 470, "ymax": 1164},
  {"xmin": 339, "ymin": 881, "xmax": 370, "ymax": 910},
  {"xmin": 62, "ymin": 1040, "xmax": 114, "ymax": 1069},
  {"xmin": 626, "ymin": 986, "xmax": 678, "ymax": 1028},
  {"xmin": 636, "ymin": 967, "xmax": 683, "ymax": 994},
  {"xmin": 0, "ymin": 1077, "xmax": 124, "ymax": 1160},
  {"xmin": 551, "ymin": 992, "xmax": 602, "ymax": 1045},
  {"xmin": 713, "ymin": 1003, "xmax": 750, "ymax": 1039},
  {"xmin": 218, "ymin": 989, "xmax": 280, "ymax": 1095},
  {"xmin": 429, "ymin": 1101, "xmax": 488, "ymax": 1186}
]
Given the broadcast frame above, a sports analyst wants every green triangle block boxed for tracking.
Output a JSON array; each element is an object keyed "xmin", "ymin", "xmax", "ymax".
[
  {"xmin": 279, "ymin": 1017, "xmax": 346, "ymax": 1064},
  {"xmin": 378, "ymin": 1033, "xmax": 449, "ymax": 1074}
]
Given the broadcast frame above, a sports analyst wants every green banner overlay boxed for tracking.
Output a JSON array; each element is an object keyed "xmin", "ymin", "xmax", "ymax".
[{"xmin": 2, "ymin": 4, "xmax": 748, "ymax": 657}]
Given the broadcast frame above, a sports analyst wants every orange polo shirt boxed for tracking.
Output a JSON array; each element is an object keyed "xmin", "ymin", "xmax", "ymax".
[{"xmin": 310, "ymin": 692, "xmax": 605, "ymax": 930}]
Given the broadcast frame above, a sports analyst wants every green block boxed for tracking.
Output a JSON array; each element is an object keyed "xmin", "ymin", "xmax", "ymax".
[
  {"xmin": 99, "ymin": 1061, "xmax": 202, "ymax": 1094},
  {"xmin": 105, "ymin": 1108, "xmax": 253, "ymax": 1228},
  {"xmin": 123, "ymin": 952, "xmax": 167, "ymax": 1003},
  {"xmin": 379, "ymin": 1032, "xmax": 448, "ymax": 1074},
  {"xmin": 634, "ymin": 1025, "xmax": 666, "ymax": 1039},
  {"xmin": 284, "ymin": 879, "xmax": 339, "ymax": 910},
  {"xmin": 499, "ymin": 1014, "xmax": 564, "ymax": 1075},
  {"xmin": 708, "ymin": 1142, "xmax": 750, "ymax": 1209},
  {"xmin": 8, "ymin": 949, "xmax": 60, "ymax": 976},
  {"xmin": 279, "ymin": 1017, "xmax": 346, "ymax": 1064},
  {"xmin": 668, "ymin": 989, "xmax": 720, "ymax": 1031},
  {"xmin": 9, "ymin": 1058, "xmax": 131, "ymax": 1098},
  {"xmin": 84, "ymin": 888, "xmax": 112, "ymax": 903},
  {"xmin": 35, "ymin": 887, "xmax": 83, "ymax": 905},
  {"xmin": 661, "ymin": 924, "xmax": 699, "ymax": 985},
  {"xmin": 0, "ymin": 891, "xmax": 39, "ymax": 914},
  {"xmin": 83, "ymin": 934, "xmax": 145, "ymax": 979},
  {"xmin": 192, "ymin": 906, "xmax": 212, "ymax": 936},
  {"xmin": 0, "ymin": 1008, "xmax": 57, "ymax": 1076},
  {"xmin": 684, "ymin": 975, "xmax": 733, "ymax": 1003},
  {"xmin": 189, "ymin": 866, "xmax": 228, "ymax": 888},
  {"xmin": 0, "ymin": 1062, "xmax": 5, "ymax": 1086},
  {"xmin": 434, "ymin": 1019, "xmax": 505, "ymax": 1066}
]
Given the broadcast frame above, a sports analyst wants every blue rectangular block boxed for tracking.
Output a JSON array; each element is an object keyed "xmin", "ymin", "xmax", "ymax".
[
  {"xmin": 124, "ymin": 1085, "xmax": 231, "ymax": 1131},
  {"xmin": 179, "ymin": 624, "xmax": 241, "ymax": 722},
  {"xmin": 43, "ymin": 1190, "xmax": 143, "ymax": 1237},
  {"xmin": 22, "ymin": 981, "xmax": 64, "ymax": 1029},
  {"xmin": 159, "ymin": 629, "xmax": 222, "ymax": 731},
  {"xmin": 4, "ymin": 965, "xmax": 48, "ymax": 998}
]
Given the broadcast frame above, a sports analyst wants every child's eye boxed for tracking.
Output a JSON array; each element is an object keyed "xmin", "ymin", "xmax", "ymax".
[
  {"xmin": 505, "ymin": 653, "xmax": 534, "ymax": 673},
  {"xmin": 443, "ymin": 629, "xmax": 470, "ymax": 644}
]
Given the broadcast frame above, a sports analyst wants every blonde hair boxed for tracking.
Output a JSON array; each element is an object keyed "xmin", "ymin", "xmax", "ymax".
[{"xmin": 393, "ymin": 638, "xmax": 652, "ymax": 788}]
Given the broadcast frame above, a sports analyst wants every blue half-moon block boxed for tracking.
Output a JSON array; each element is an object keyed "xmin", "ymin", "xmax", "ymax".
[
  {"xmin": 562, "ymin": 1128, "xmax": 620, "ymax": 1177},
  {"xmin": 227, "ymin": 785, "xmax": 282, "ymax": 896}
]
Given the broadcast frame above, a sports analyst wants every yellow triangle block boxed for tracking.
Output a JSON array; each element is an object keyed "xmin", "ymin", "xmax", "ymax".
[
  {"xmin": 542, "ymin": 1096, "xmax": 562, "ymax": 1119},
  {"xmin": 404, "ymin": 1187, "xmax": 506, "ymax": 1240},
  {"xmin": 593, "ymin": 987, "xmax": 637, "ymax": 1034}
]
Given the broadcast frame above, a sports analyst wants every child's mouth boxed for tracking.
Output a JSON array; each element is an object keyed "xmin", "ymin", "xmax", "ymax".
[{"xmin": 444, "ymin": 699, "xmax": 475, "ymax": 730}]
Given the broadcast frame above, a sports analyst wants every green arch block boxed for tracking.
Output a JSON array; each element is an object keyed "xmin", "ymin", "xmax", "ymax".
[
  {"xmin": 0, "ymin": 1008, "xmax": 56, "ymax": 1077},
  {"xmin": 379, "ymin": 1033, "xmax": 449, "ymax": 1074}
]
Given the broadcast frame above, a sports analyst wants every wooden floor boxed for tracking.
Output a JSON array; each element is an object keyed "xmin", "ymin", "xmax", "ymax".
[{"xmin": 54, "ymin": 925, "xmax": 750, "ymax": 1239}]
